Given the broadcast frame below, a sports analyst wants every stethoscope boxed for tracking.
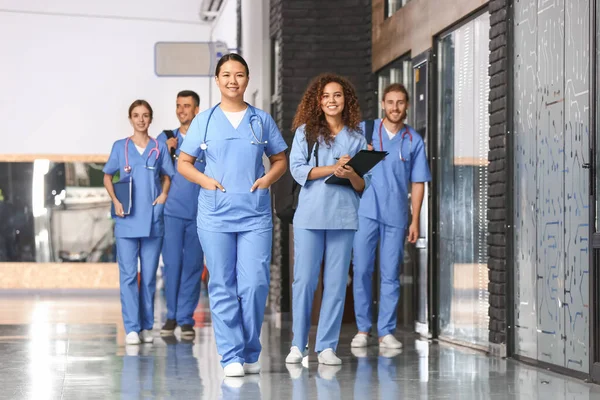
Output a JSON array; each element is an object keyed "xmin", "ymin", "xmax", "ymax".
[
  {"xmin": 199, "ymin": 103, "xmax": 267, "ymax": 151},
  {"xmin": 378, "ymin": 119, "xmax": 412, "ymax": 161},
  {"xmin": 123, "ymin": 137, "xmax": 160, "ymax": 173}
]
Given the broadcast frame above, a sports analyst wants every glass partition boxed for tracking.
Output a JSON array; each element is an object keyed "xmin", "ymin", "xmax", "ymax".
[
  {"xmin": 436, "ymin": 12, "xmax": 490, "ymax": 347},
  {"xmin": 0, "ymin": 161, "xmax": 115, "ymax": 263}
]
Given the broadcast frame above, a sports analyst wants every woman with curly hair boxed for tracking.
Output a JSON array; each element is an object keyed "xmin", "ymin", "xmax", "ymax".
[{"xmin": 285, "ymin": 73, "xmax": 367, "ymax": 366}]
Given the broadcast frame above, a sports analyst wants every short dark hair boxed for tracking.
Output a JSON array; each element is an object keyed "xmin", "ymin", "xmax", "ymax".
[
  {"xmin": 177, "ymin": 90, "xmax": 200, "ymax": 107},
  {"xmin": 128, "ymin": 99, "xmax": 153, "ymax": 119},
  {"xmin": 215, "ymin": 53, "xmax": 250, "ymax": 76},
  {"xmin": 382, "ymin": 83, "xmax": 410, "ymax": 103}
]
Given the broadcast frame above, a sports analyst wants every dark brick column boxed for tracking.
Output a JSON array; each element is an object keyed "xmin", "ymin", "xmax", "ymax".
[
  {"xmin": 488, "ymin": 0, "xmax": 509, "ymax": 356},
  {"xmin": 269, "ymin": 0, "xmax": 376, "ymax": 313}
]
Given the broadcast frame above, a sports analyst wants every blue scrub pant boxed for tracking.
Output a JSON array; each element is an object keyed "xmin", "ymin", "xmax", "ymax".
[
  {"xmin": 291, "ymin": 228, "xmax": 355, "ymax": 353},
  {"xmin": 352, "ymin": 216, "xmax": 405, "ymax": 337},
  {"xmin": 116, "ymin": 237, "xmax": 163, "ymax": 334},
  {"xmin": 162, "ymin": 215, "xmax": 204, "ymax": 326},
  {"xmin": 197, "ymin": 227, "xmax": 272, "ymax": 367}
]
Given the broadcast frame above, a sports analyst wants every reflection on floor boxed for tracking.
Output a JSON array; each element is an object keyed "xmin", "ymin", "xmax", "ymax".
[{"xmin": 0, "ymin": 291, "xmax": 599, "ymax": 399}]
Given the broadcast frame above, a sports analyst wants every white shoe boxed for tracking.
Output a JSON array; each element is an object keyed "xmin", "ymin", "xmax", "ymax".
[
  {"xmin": 285, "ymin": 346, "xmax": 307, "ymax": 364},
  {"xmin": 223, "ymin": 362, "xmax": 245, "ymax": 377},
  {"xmin": 243, "ymin": 361, "xmax": 261, "ymax": 374},
  {"xmin": 140, "ymin": 330, "xmax": 154, "ymax": 344},
  {"xmin": 125, "ymin": 332, "xmax": 141, "ymax": 345},
  {"xmin": 318, "ymin": 348, "xmax": 342, "ymax": 365},
  {"xmin": 350, "ymin": 333, "xmax": 369, "ymax": 348},
  {"xmin": 379, "ymin": 334, "xmax": 402, "ymax": 349}
]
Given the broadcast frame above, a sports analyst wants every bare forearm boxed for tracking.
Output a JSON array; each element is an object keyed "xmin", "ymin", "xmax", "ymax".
[
  {"xmin": 348, "ymin": 174, "xmax": 365, "ymax": 192},
  {"xmin": 411, "ymin": 183, "xmax": 425, "ymax": 224},
  {"xmin": 307, "ymin": 165, "xmax": 335, "ymax": 180},
  {"xmin": 161, "ymin": 175, "xmax": 171, "ymax": 195},
  {"xmin": 264, "ymin": 157, "xmax": 287, "ymax": 185},
  {"xmin": 178, "ymin": 160, "xmax": 208, "ymax": 186},
  {"xmin": 103, "ymin": 174, "xmax": 118, "ymax": 202}
]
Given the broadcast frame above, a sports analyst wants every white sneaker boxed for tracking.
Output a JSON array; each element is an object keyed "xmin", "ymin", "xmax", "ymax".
[
  {"xmin": 318, "ymin": 348, "xmax": 341, "ymax": 365},
  {"xmin": 379, "ymin": 334, "xmax": 402, "ymax": 349},
  {"xmin": 125, "ymin": 332, "xmax": 141, "ymax": 345},
  {"xmin": 223, "ymin": 362, "xmax": 245, "ymax": 377},
  {"xmin": 140, "ymin": 330, "xmax": 154, "ymax": 344},
  {"xmin": 243, "ymin": 361, "xmax": 261, "ymax": 374},
  {"xmin": 350, "ymin": 333, "xmax": 369, "ymax": 348},
  {"xmin": 285, "ymin": 346, "xmax": 307, "ymax": 364}
]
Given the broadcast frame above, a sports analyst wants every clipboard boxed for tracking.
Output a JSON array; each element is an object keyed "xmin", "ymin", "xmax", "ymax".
[
  {"xmin": 325, "ymin": 150, "xmax": 388, "ymax": 186},
  {"xmin": 111, "ymin": 176, "xmax": 133, "ymax": 217}
]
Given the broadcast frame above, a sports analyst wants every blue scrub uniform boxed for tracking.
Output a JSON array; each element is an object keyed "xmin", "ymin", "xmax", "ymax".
[
  {"xmin": 157, "ymin": 129, "xmax": 205, "ymax": 327},
  {"xmin": 103, "ymin": 138, "xmax": 175, "ymax": 334},
  {"xmin": 180, "ymin": 104, "xmax": 287, "ymax": 367},
  {"xmin": 353, "ymin": 120, "xmax": 431, "ymax": 337},
  {"xmin": 290, "ymin": 125, "xmax": 367, "ymax": 353}
]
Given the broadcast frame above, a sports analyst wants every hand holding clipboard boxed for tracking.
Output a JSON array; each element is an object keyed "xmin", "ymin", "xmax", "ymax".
[{"xmin": 325, "ymin": 150, "xmax": 388, "ymax": 186}]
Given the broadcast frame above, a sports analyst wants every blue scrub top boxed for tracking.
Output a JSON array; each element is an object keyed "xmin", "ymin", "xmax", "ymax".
[
  {"xmin": 103, "ymin": 137, "xmax": 175, "ymax": 238},
  {"xmin": 358, "ymin": 119, "xmax": 431, "ymax": 228},
  {"xmin": 290, "ymin": 125, "xmax": 367, "ymax": 230},
  {"xmin": 180, "ymin": 105, "xmax": 288, "ymax": 233},
  {"xmin": 157, "ymin": 128, "xmax": 205, "ymax": 221}
]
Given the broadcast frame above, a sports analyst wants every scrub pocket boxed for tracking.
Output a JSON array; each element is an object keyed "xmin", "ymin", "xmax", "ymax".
[
  {"xmin": 255, "ymin": 188, "xmax": 270, "ymax": 213},
  {"xmin": 152, "ymin": 203, "xmax": 165, "ymax": 224},
  {"xmin": 198, "ymin": 189, "xmax": 217, "ymax": 212}
]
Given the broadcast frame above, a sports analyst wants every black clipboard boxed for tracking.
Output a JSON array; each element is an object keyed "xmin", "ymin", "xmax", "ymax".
[
  {"xmin": 111, "ymin": 176, "xmax": 133, "ymax": 217},
  {"xmin": 325, "ymin": 150, "xmax": 388, "ymax": 186}
]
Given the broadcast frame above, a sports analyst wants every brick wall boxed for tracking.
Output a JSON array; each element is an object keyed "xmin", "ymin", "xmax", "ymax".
[
  {"xmin": 269, "ymin": 0, "xmax": 375, "ymax": 312},
  {"xmin": 271, "ymin": 0, "xmax": 376, "ymax": 143},
  {"xmin": 487, "ymin": 0, "xmax": 508, "ymax": 350}
]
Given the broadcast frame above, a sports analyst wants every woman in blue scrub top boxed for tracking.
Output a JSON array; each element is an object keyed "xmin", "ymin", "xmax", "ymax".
[
  {"xmin": 103, "ymin": 100, "xmax": 175, "ymax": 345},
  {"xmin": 286, "ymin": 74, "xmax": 367, "ymax": 366},
  {"xmin": 177, "ymin": 53, "xmax": 288, "ymax": 377},
  {"xmin": 351, "ymin": 83, "xmax": 431, "ymax": 350}
]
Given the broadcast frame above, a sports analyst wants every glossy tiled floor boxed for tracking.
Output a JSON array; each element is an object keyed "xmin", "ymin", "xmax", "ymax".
[{"xmin": 1, "ymin": 291, "xmax": 600, "ymax": 399}]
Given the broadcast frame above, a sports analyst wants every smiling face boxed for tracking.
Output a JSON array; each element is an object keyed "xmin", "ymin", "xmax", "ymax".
[
  {"xmin": 176, "ymin": 96, "xmax": 199, "ymax": 126},
  {"xmin": 320, "ymin": 82, "xmax": 345, "ymax": 118},
  {"xmin": 215, "ymin": 60, "xmax": 249, "ymax": 101},
  {"xmin": 129, "ymin": 105, "xmax": 152, "ymax": 132},
  {"xmin": 382, "ymin": 90, "xmax": 409, "ymax": 124}
]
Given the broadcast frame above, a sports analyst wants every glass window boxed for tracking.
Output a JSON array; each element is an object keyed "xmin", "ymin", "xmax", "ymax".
[
  {"xmin": 376, "ymin": 56, "xmax": 413, "ymax": 125},
  {"xmin": 436, "ymin": 12, "xmax": 491, "ymax": 347},
  {"xmin": 385, "ymin": 0, "xmax": 410, "ymax": 18}
]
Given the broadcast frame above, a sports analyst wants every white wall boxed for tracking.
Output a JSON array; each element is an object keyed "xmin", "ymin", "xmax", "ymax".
[
  {"xmin": 0, "ymin": 1, "xmax": 216, "ymax": 155},
  {"xmin": 207, "ymin": 0, "xmax": 239, "ymax": 107},
  {"xmin": 241, "ymin": 0, "xmax": 272, "ymax": 113},
  {"xmin": 206, "ymin": 0, "xmax": 271, "ymax": 110}
]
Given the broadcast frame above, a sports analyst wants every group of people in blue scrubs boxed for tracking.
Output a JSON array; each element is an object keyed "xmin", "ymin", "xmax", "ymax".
[
  {"xmin": 103, "ymin": 52, "xmax": 430, "ymax": 377},
  {"xmin": 284, "ymin": 77, "xmax": 431, "ymax": 366}
]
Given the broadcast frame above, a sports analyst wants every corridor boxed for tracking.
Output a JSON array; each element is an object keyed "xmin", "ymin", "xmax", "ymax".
[{"xmin": 0, "ymin": 291, "xmax": 598, "ymax": 399}]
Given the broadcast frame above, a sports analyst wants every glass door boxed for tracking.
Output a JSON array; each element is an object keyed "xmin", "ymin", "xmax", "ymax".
[{"xmin": 435, "ymin": 12, "xmax": 491, "ymax": 348}]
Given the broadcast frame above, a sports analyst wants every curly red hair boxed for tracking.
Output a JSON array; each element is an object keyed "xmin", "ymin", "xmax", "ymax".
[{"xmin": 292, "ymin": 73, "xmax": 362, "ymax": 146}]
